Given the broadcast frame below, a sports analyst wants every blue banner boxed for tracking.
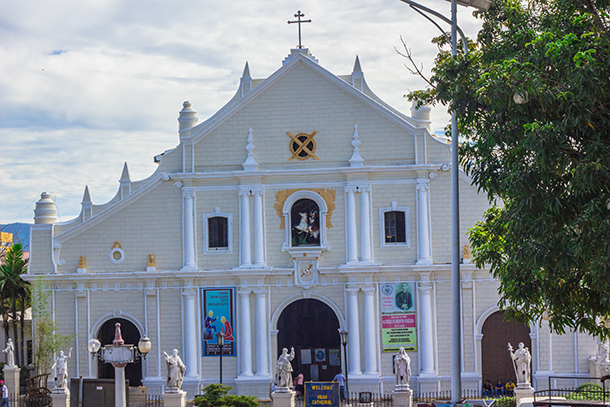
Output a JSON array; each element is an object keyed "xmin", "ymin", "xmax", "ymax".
[{"xmin": 201, "ymin": 287, "xmax": 236, "ymax": 356}]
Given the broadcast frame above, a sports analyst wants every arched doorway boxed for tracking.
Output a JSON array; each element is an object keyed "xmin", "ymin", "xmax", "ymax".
[
  {"xmin": 481, "ymin": 311, "xmax": 531, "ymax": 386},
  {"xmin": 277, "ymin": 299, "xmax": 341, "ymax": 382},
  {"xmin": 97, "ymin": 318, "xmax": 142, "ymax": 386}
]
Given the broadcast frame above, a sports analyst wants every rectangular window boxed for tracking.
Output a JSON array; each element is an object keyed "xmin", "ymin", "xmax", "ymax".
[
  {"xmin": 385, "ymin": 211, "xmax": 406, "ymax": 243},
  {"xmin": 208, "ymin": 217, "xmax": 228, "ymax": 249}
]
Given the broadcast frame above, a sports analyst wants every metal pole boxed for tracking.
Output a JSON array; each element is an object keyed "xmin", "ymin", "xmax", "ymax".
[
  {"xmin": 450, "ymin": 0, "xmax": 462, "ymax": 402},
  {"xmin": 344, "ymin": 342, "xmax": 349, "ymax": 401},
  {"xmin": 219, "ymin": 349, "xmax": 223, "ymax": 384}
]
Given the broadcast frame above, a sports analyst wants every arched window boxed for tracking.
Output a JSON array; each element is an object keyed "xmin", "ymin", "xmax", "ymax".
[{"xmin": 291, "ymin": 199, "xmax": 320, "ymax": 246}]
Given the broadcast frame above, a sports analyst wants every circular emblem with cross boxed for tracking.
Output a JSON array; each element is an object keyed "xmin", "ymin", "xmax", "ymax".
[{"xmin": 287, "ymin": 130, "xmax": 319, "ymax": 161}]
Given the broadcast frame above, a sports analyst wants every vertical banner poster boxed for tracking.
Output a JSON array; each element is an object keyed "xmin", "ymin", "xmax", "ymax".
[
  {"xmin": 380, "ymin": 282, "xmax": 417, "ymax": 352},
  {"xmin": 201, "ymin": 287, "xmax": 236, "ymax": 356}
]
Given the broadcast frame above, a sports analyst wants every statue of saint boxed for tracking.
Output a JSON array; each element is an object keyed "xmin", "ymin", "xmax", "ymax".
[
  {"xmin": 52, "ymin": 348, "xmax": 73, "ymax": 389},
  {"xmin": 2, "ymin": 339, "xmax": 14, "ymax": 367},
  {"xmin": 163, "ymin": 349, "xmax": 186, "ymax": 390},
  {"xmin": 276, "ymin": 347, "xmax": 295, "ymax": 389},
  {"xmin": 508, "ymin": 342, "xmax": 531, "ymax": 385},
  {"xmin": 394, "ymin": 347, "xmax": 411, "ymax": 387}
]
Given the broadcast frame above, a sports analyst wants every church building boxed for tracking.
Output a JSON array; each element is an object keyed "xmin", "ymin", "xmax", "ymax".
[{"xmin": 26, "ymin": 47, "xmax": 598, "ymax": 399}]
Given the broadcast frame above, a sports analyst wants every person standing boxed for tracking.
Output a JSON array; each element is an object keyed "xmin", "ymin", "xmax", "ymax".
[
  {"xmin": 1, "ymin": 380, "xmax": 10, "ymax": 407},
  {"xmin": 295, "ymin": 373, "xmax": 304, "ymax": 397},
  {"xmin": 333, "ymin": 370, "xmax": 346, "ymax": 400}
]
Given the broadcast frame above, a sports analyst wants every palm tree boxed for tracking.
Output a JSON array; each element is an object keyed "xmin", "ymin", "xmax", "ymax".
[{"xmin": 0, "ymin": 243, "xmax": 30, "ymax": 366}]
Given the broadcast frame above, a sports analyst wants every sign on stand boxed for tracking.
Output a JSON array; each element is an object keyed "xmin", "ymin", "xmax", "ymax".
[{"xmin": 305, "ymin": 382, "xmax": 340, "ymax": 407}]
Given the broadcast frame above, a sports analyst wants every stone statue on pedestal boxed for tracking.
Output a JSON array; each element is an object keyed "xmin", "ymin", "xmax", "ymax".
[
  {"xmin": 52, "ymin": 348, "xmax": 73, "ymax": 389},
  {"xmin": 508, "ymin": 342, "xmax": 531, "ymax": 385},
  {"xmin": 163, "ymin": 349, "xmax": 186, "ymax": 390},
  {"xmin": 394, "ymin": 347, "xmax": 411, "ymax": 388},
  {"xmin": 2, "ymin": 339, "xmax": 14, "ymax": 367},
  {"xmin": 276, "ymin": 347, "xmax": 295, "ymax": 389}
]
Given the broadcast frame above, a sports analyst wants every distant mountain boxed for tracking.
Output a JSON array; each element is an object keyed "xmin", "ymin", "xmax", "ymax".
[{"xmin": 1, "ymin": 223, "xmax": 31, "ymax": 249}]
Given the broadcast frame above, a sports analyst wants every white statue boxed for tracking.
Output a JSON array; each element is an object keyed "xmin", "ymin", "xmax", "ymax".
[
  {"xmin": 276, "ymin": 347, "xmax": 295, "ymax": 389},
  {"xmin": 2, "ymin": 339, "xmax": 14, "ymax": 367},
  {"xmin": 596, "ymin": 338, "xmax": 610, "ymax": 363},
  {"xmin": 52, "ymin": 348, "xmax": 73, "ymax": 389},
  {"xmin": 163, "ymin": 349, "xmax": 186, "ymax": 390},
  {"xmin": 394, "ymin": 347, "xmax": 411, "ymax": 387},
  {"xmin": 508, "ymin": 342, "xmax": 531, "ymax": 385}
]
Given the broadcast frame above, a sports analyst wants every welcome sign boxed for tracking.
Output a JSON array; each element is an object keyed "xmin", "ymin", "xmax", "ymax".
[{"xmin": 305, "ymin": 382, "xmax": 340, "ymax": 407}]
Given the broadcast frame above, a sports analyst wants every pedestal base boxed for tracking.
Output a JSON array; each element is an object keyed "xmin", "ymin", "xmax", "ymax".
[
  {"xmin": 272, "ymin": 389, "xmax": 295, "ymax": 407},
  {"xmin": 2, "ymin": 366, "xmax": 20, "ymax": 397},
  {"xmin": 163, "ymin": 389, "xmax": 187, "ymax": 407},
  {"xmin": 51, "ymin": 388, "xmax": 70, "ymax": 407},
  {"xmin": 393, "ymin": 388, "xmax": 413, "ymax": 407},
  {"xmin": 514, "ymin": 385, "xmax": 534, "ymax": 407}
]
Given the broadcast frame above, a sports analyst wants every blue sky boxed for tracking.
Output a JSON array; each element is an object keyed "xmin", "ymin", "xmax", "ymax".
[{"xmin": 0, "ymin": 0, "xmax": 483, "ymax": 225}]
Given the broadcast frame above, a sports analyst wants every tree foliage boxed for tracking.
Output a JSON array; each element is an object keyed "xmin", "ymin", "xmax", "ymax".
[
  {"xmin": 193, "ymin": 384, "xmax": 260, "ymax": 407},
  {"xmin": 409, "ymin": 0, "xmax": 610, "ymax": 336},
  {"xmin": 0, "ymin": 243, "xmax": 30, "ymax": 366},
  {"xmin": 31, "ymin": 278, "xmax": 75, "ymax": 375}
]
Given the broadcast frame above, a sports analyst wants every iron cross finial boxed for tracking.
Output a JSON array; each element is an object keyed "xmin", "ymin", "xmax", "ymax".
[{"xmin": 287, "ymin": 10, "xmax": 312, "ymax": 49}]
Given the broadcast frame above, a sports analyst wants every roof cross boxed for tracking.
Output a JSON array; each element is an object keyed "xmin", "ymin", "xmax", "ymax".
[{"xmin": 287, "ymin": 10, "xmax": 312, "ymax": 49}]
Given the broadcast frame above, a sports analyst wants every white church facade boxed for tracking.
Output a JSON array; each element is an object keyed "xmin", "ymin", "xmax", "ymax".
[{"xmin": 26, "ymin": 48, "xmax": 598, "ymax": 399}]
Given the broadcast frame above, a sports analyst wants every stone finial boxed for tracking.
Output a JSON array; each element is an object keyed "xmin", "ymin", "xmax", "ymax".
[
  {"xmin": 81, "ymin": 186, "xmax": 93, "ymax": 221},
  {"xmin": 77, "ymin": 255, "xmax": 86, "ymax": 273},
  {"xmin": 463, "ymin": 244, "xmax": 472, "ymax": 263},
  {"xmin": 352, "ymin": 55, "xmax": 364, "ymax": 92},
  {"xmin": 348, "ymin": 124, "xmax": 364, "ymax": 167},
  {"xmin": 240, "ymin": 62, "xmax": 252, "ymax": 97},
  {"xmin": 147, "ymin": 253, "xmax": 156, "ymax": 272},
  {"xmin": 242, "ymin": 128, "xmax": 258, "ymax": 171},
  {"xmin": 119, "ymin": 162, "xmax": 131, "ymax": 199},
  {"xmin": 178, "ymin": 101, "xmax": 198, "ymax": 133},
  {"xmin": 148, "ymin": 253, "xmax": 155, "ymax": 268},
  {"xmin": 34, "ymin": 192, "xmax": 58, "ymax": 224}
]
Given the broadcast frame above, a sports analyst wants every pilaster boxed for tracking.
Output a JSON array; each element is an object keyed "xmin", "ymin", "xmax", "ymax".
[
  {"xmin": 239, "ymin": 289, "xmax": 253, "ymax": 376},
  {"xmin": 346, "ymin": 287, "xmax": 362, "ymax": 375}
]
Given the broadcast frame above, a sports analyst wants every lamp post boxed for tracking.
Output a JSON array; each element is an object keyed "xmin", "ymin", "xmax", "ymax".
[
  {"xmin": 398, "ymin": 0, "xmax": 490, "ymax": 402},
  {"xmin": 88, "ymin": 323, "xmax": 151, "ymax": 407},
  {"xmin": 339, "ymin": 329, "xmax": 349, "ymax": 401},
  {"xmin": 216, "ymin": 331, "xmax": 225, "ymax": 384}
]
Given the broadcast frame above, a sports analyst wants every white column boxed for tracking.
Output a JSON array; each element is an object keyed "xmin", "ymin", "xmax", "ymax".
[
  {"xmin": 253, "ymin": 190, "xmax": 265, "ymax": 267},
  {"xmin": 183, "ymin": 189, "xmax": 196, "ymax": 270},
  {"xmin": 359, "ymin": 186, "xmax": 372, "ymax": 262},
  {"xmin": 240, "ymin": 190, "xmax": 252, "ymax": 266},
  {"xmin": 346, "ymin": 186, "xmax": 359, "ymax": 263},
  {"xmin": 346, "ymin": 288, "xmax": 362, "ymax": 375},
  {"xmin": 362, "ymin": 286, "xmax": 378, "ymax": 374},
  {"xmin": 254, "ymin": 289, "xmax": 270, "ymax": 376},
  {"xmin": 419, "ymin": 284, "xmax": 435, "ymax": 375},
  {"xmin": 239, "ymin": 290, "xmax": 253, "ymax": 376},
  {"xmin": 183, "ymin": 289, "xmax": 199, "ymax": 378},
  {"xmin": 114, "ymin": 365, "xmax": 127, "ymax": 407},
  {"xmin": 416, "ymin": 181, "xmax": 432, "ymax": 265}
]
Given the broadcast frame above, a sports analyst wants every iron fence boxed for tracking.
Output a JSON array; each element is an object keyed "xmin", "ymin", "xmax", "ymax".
[
  {"xmin": 414, "ymin": 389, "xmax": 488, "ymax": 402},
  {"xmin": 7, "ymin": 393, "xmax": 25, "ymax": 407}
]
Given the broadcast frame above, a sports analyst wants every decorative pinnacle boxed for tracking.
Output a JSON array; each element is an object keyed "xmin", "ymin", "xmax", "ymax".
[{"xmin": 113, "ymin": 322, "xmax": 125, "ymax": 346}]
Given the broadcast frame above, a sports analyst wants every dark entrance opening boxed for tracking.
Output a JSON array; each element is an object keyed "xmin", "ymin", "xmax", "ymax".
[
  {"xmin": 482, "ymin": 311, "xmax": 531, "ymax": 386},
  {"xmin": 277, "ymin": 299, "xmax": 341, "ymax": 383},
  {"xmin": 97, "ymin": 318, "xmax": 142, "ymax": 386}
]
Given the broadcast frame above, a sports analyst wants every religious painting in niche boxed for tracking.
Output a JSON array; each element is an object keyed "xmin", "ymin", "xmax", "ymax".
[{"xmin": 291, "ymin": 198, "xmax": 320, "ymax": 246}]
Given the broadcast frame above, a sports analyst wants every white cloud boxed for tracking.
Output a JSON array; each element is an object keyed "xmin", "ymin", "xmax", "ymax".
[{"xmin": 0, "ymin": 0, "xmax": 483, "ymax": 224}]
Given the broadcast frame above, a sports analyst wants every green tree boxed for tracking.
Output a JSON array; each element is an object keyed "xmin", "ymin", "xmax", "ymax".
[
  {"xmin": 408, "ymin": 0, "xmax": 610, "ymax": 336},
  {"xmin": 30, "ymin": 278, "xmax": 75, "ymax": 375},
  {"xmin": 193, "ymin": 384, "xmax": 260, "ymax": 407},
  {"xmin": 0, "ymin": 243, "xmax": 30, "ymax": 365}
]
